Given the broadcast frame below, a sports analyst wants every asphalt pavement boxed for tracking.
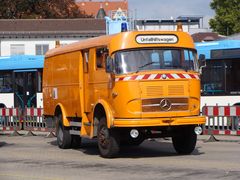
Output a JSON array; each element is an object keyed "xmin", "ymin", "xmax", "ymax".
[{"xmin": 0, "ymin": 132, "xmax": 240, "ymax": 180}]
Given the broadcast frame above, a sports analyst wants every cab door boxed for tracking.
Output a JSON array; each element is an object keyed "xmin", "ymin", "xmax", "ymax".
[
  {"xmin": 82, "ymin": 49, "xmax": 93, "ymax": 112},
  {"xmin": 83, "ymin": 47, "xmax": 109, "ymax": 112}
]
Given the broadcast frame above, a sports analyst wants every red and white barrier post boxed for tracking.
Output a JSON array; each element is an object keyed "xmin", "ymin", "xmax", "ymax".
[
  {"xmin": 202, "ymin": 105, "xmax": 240, "ymax": 139},
  {"xmin": 24, "ymin": 107, "xmax": 55, "ymax": 137},
  {"xmin": 0, "ymin": 108, "xmax": 21, "ymax": 135}
]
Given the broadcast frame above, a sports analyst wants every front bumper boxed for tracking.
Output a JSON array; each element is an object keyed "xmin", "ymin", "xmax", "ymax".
[{"xmin": 113, "ymin": 115, "xmax": 206, "ymax": 127}]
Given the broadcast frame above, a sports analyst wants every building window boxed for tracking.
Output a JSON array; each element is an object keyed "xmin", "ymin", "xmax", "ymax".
[
  {"xmin": 10, "ymin": 44, "xmax": 25, "ymax": 55},
  {"xmin": 35, "ymin": 44, "xmax": 49, "ymax": 55}
]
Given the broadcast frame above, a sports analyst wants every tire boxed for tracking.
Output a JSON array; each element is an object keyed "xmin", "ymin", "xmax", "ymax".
[
  {"xmin": 56, "ymin": 114, "xmax": 72, "ymax": 149},
  {"xmin": 71, "ymin": 135, "xmax": 82, "ymax": 148},
  {"xmin": 97, "ymin": 117, "xmax": 120, "ymax": 158},
  {"xmin": 172, "ymin": 126, "xmax": 197, "ymax": 155}
]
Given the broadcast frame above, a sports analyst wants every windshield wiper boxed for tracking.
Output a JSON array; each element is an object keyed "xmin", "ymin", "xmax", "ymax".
[
  {"xmin": 134, "ymin": 62, "xmax": 156, "ymax": 73},
  {"xmin": 138, "ymin": 62, "xmax": 156, "ymax": 69}
]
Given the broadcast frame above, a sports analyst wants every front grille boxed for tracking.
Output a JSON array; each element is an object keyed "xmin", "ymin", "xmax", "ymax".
[
  {"xmin": 168, "ymin": 85, "xmax": 184, "ymax": 96},
  {"xmin": 146, "ymin": 86, "xmax": 164, "ymax": 97},
  {"xmin": 142, "ymin": 98, "xmax": 188, "ymax": 112},
  {"xmin": 142, "ymin": 84, "xmax": 186, "ymax": 98}
]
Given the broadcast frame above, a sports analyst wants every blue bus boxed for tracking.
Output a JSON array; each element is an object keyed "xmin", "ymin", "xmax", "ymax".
[
  {"xmin": 0, "ymin": 55, "xmax": 44, "ymax": 108},
  {"xmin": 195, "ymin": 40, "xmax": 240, "ymax": 107}
]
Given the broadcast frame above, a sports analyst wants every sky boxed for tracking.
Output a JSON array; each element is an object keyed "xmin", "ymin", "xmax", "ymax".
[{"xmin": 128, "ymin": 0, "xmax": 215, "ymax": 28}]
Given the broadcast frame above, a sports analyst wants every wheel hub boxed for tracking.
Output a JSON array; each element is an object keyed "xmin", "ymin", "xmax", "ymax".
[{"xmin": 99, "ymin": 127, "xmax": 109, "ymax": 148}]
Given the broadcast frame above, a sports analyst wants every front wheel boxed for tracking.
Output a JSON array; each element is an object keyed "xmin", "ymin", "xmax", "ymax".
[
  {"xmin": 71, "ymin": 135, "xmax": 82, "ymax": 148},
  {"xmin": 172, "ymin": 126, "xmax": 197, "ymax": 155},
  {"xmin": 97, "ymin": 117, "xmax": 120, "ymax": 158}
]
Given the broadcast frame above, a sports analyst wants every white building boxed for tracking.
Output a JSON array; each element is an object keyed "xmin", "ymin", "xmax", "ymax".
[
  {"xmin": 0, "ymin": 19, "xmax": 106, "ymax": 108},
  {"xmin": 134, "ymin": 16, "xmax": 209, "ymax": 35},
  {"xmin": 0, "ymin": 19, "xmax": 106, "ymax": 56}
]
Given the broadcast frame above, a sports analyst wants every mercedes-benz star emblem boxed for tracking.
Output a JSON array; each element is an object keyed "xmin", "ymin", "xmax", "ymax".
[{"xmin": 159, "ymin": 99, "xmax": 172, "ymax": 111}]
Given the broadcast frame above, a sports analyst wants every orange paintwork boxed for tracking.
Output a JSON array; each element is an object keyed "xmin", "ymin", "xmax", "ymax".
[{"xmin": 43, "ymin": 31, "xmax": 205, "ymax": 138}]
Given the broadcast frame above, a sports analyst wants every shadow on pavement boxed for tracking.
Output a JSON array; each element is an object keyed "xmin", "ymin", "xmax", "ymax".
[
  {"xmin": 49, "ymin": 140, "xmax": 58, "ymax": 146},
  {"xmin": 118, "ymin": 140, "xmax": 203, "ymax": 158},
  {"xmin": 48, "ymin": 138, "xmax": 99, "ymax": 155},
  {"xmin": 49, "ymin": 138, "xmax": 203, "ymax": 158},
  {"xmin": 0, "ymin": 141, "xmax": 7, "ymax": 147},
  {"xmin": 0, "ymin": 141, "xmax": 15, "ymax": 147}
]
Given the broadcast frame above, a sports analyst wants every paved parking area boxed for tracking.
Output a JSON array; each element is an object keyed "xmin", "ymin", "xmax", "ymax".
[{"xmin": 0, "ymin": 133, "xmax": 240, "ymax": 180}]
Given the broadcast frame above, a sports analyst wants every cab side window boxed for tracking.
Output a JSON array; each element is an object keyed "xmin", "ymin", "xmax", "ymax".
[
  {"xmin": 83, "ymin": 50, "xmax": 89, "ymax": 73},
  {"xmin": 96, "ymin": 47, "xmax": 108, "ymax": 69}
]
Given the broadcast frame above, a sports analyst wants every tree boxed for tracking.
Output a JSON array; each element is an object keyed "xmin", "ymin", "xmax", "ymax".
[
  {"xmin": 209, "ymin": 0, "xmax": 240, "ymax": 35},
  {"xmin": 0, "ymin": 0, "xmax": 92, "ymax": 19}
]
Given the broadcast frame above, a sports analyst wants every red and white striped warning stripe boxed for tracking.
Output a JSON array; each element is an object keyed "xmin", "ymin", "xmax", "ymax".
[
  {"xmin": 0, "ymin": 108, "xmax": 19, "ymax": 116},
  {"xmin": 203, "ymin": 129, "xmax": 240, "ymax": 136},
  {"xmin": 202, "ymin": 106, "xmax": 240, "ymax": 116},
  {"xmin": 0, "ymin": 126, "xmax": 15, "ymax": 131},
  {"xmin": 115, "ymin": 73, "xmax": 199, "ymax": 82},
  {"xmin": 26, "ymin": 108, "xmax": 43, "ymax": 117}
]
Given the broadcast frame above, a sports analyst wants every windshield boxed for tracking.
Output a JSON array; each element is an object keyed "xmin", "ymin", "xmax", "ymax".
[{"xmin": 113, "ymin": 48, "xmax": 198, "ymax": 74}]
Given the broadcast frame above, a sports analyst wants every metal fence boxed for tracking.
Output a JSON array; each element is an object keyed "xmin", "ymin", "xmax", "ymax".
[
  {"xmin": 1, "ymin": 106, "xmax": 240, "ymax": 138},
  {"xmin": 0, "ymin": 107, "xmax": 55, "ymax": 137}
]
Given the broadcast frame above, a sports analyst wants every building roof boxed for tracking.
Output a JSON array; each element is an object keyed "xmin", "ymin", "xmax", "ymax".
[
  {"xmin": 191, "ymin": 32, "xmax": 224, "ymax": 42},
  {"xmin": 77, "ymin": 0, "xmax": 128, "ymax": 17},
  {"xmin": 135, "ymin": 19, "xmax": 200, "ymax": 26},
  {"xmin": 177, "ymin": 16, "xmax": 203, "ymax": 22},
  {"xmin": 0, "ymin": 19, "xmax": 106, "ymax": 38}
]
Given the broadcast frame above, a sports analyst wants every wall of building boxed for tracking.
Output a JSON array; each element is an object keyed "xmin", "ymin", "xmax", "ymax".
[{"xmin": 0, "ymin": 38, "xmax": 85, "ymax": 56}]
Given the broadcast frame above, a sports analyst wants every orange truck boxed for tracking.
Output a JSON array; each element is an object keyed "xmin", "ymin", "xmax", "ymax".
[{"xmin": 43, "ymin": 29, "xmax": 206, "ymax": 158}]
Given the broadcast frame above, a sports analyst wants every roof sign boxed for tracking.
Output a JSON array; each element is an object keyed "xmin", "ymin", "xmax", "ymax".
[{"xmin": 136, "ymin": 35, "xmax": 178, "ymax": 44}]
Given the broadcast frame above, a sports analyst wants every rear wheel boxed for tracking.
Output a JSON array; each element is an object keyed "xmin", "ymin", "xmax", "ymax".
[
  {"xmin": 172, "ymin": 126, "xmax": 197, "ymax": 155},
  {"xmin": 56, "ymin": 114, "xmax": 72, "ymax": 149},
  {"xmin": 97, "ymin": 117, "xmax": 120, "ymax": 158}
]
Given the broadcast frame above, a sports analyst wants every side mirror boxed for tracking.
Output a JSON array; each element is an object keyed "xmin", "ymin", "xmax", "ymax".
[
  {"xmin": 198, "ymin": 54, "xmax": 206, "ymax": 68},
  {"xmin": 106, "ymin": 56, "xmax": 114, "ymax": 73}
]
